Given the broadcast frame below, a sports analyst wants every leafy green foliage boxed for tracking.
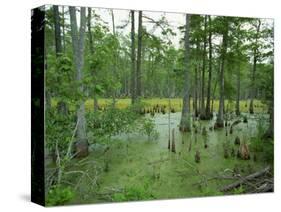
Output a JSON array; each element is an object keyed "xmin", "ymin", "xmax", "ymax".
[
  {"xmin": 46, "ymin": 54, "xmax": 81, "ymax": 104},
  {"xmin": 45, "ymin": 109, "xmax": 76, "ymax": 156},
  {"xmin": 86, "ymin": 107, "xmax": 141, "ymax": 140},
  {"xmin": 250, "ymin": 116, "xmax": 274, "ymax": 164},
  {"xmin": 86, "ymin": 104, "xmax": 159, "ymax": 143},
  {"xmin": 139, "ymin": 118, "xmax": 159, "ymax": 141},
  {"xmin": 46, "ymin": 185, "xmax": 75, "ymax": 206}
]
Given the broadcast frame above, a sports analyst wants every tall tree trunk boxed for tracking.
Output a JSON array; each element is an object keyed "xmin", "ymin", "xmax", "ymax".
[
  {"xmin": 136, "ymin": 11, "xmax": 142, "ymax": 101},
  {"xmin": 62, "ymin": 6, "xmax": 66, "ymax": 52},
  {"xmin": 200, "ymin": 16, "xmax": 207, "ymax": 119},
  {"xmin": 167, "ymin": 63, "xmax": 172, "ymax": 151},
  {"xmin": 215, "ymin": 19, "xmax": 229, "ymax": 128},
  {"xmin": 111, "ymin": 10, "xmax": 118, "ymax": 107},
  {"xmin": 179, "ymin": 14, "xmax": 191, "ymax": 132},
  {"xmin": 87, "ymin": 8, "xmax": 94, "ymax": 55},
  {"xmin": 198, "ymin": 60, "xmax": 202, "ymax": 115},
  {"xmin": 265, "ymin": 91, "xmax": 274, "ymax": 139},
  {"xmin": 249, "ymin": 51, "xmax": 257, "ymax": 114},
  {"xmin": 205, "ymin": 15, "xmax": 212, "ymax": 119},
  {"xmin": 265, "ymin": 61, "xmax": 274, "ymax": 139},
  {"xmin": 53, "ymin": 5, "xmax": 62, "ymax": 56},
  {"xmin": 130, "ymin": 10, "xmax": 136, "ymax": 104},
  {"xmin": 69, "ymin": 6, "xmax": 88, "ymax": 157},
  {"xmin": 211, "ymin": 78, "xmax": 218, "ymax": 114},
  {"xmin": 54, "ymin": 5, "xmax": 68, "ymax": 114},
  {"xmin": 249, "ymin": 20, "xmax": 261, "ymax": 114},
  {"xmin": 87, "ymin": 8, "xmax": 99, "ymax": 112},
  {"xmin": 194, "ymin": 66, "xmax": 198, "ymax": 117},
  {"xmin": 235, "ymin": 64, "xmax": 241, "ymax": 116},
  {"xmin": 194, "ymin": 39, "xmax": 200, "ymax": 117}
]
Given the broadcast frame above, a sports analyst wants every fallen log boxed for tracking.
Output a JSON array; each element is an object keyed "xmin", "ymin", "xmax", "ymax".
[
  {"xmin": 220, "ymin": 166, "xmax": 271, "ymax": 192},
  {"xmin": 254, "ymin": 182, "xmax": 274, "ymax": 193}
]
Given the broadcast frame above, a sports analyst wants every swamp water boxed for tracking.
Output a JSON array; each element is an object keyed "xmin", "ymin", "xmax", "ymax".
[{"xmin": 65, "ymin": 112, "xmax": 269, "ymax": 204}]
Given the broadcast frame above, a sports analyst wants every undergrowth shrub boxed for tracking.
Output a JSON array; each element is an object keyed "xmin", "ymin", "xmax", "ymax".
[
  {"xmin": 86, "ymin": 104, "xmax": 158, "ymax": 143},
  {"xmin": 112, "ymin": 183, "xmax": 155, "ymax": 202},
  {"xmin": 139, "ymin": 118, "xmax": 159, "ymax": 141},
  {"xmin": 46, "ymin": 185, "xmax": 75, "ymax": 206},
  {"xmin": 250, "ymin": 116, "xmax": 274, "ymax": 164}
]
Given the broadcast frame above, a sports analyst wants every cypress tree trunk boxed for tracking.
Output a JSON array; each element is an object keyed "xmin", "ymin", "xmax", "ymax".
[
  {"xmin": 249, "ymin": 51, "xmax": 257, "ymax": 114},
  {"xmin": 211, "ymin": 79, "xmax": 217, "ymax": 114},
  {"xmin": 54, "ymin": 5, "xmax": 68, "ymax": 115},
  {"xmin": 249, "ymin": 20, "xmax": 261, "ymax": 114},
  {"xmin": 264, "ymin": 59, "xmax": 274, "ymax": 139},
  {"xmin": 194, "ymin": 66, "xmax": 198, "ymax": 117},
  {"xmin": 179, "ymin": 14, "xmax": 191, "ymax": 132},
  {"xmin": 87, "ymin": 8, "xmax": 94, "ymax": 56},
  {"xmin": 215, "ymin": 18, "xmax": 229, "ymax": 128},
  {"xmin": 111, "ymin": 10, "xmax": 118, "ymax": 107},
  {"xmin": 136, "ymin": 11, "xmax": 143, "ymax": 101},
  {"xmin": 205, "ymin": 15, "xmax": 212, "ymax": 119},
  {"xmin": 200, "ymin": 16, "xmax": 207, "ymax": 119},
  {"xmin": 69, "ymin": 6, "xmax": 88, "ymax": 157},
  {"xmin": 62, "ymin": 6, "xmax": 66, "ymax": 52},
  {"xmin": 87, "ymin": 8, "xmax": 99, "ymax": 112},
  {"xmin": 198, "ymin": 62, "xmax": 202, "ymax": 116},
  {"xmin": 194, "ymin": 39, "xmax": 200, "ymax": 117},
  {"xmin": 130, "ymin": 10, "xmax": 136, "ymax": 104},
  {"xmin": 171, "ymin": 128, "xmax": 176, "ymax": 153},
  {"xmin": 235, "ymin": 64, "xmax": 241, "ymax": 116},
  {"xmin": 53, "ymin": 5, "xmax": 62, "ymax": 56}
]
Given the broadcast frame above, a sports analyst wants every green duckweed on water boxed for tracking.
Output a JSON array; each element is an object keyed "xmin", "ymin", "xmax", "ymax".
[{"xmin": 49, "ymin": 111, "xmax": 272, "ymax": 205}]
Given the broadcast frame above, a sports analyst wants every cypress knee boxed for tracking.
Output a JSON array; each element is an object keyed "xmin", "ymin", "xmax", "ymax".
[{"xmin": 171, "ymin": 128, "xmax": 176, "ymax": 153}]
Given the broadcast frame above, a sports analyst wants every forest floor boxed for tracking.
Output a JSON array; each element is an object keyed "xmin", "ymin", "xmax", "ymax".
[{"xmin": 63, "ymin": 109, "xmax": 272, "ymax": 205}]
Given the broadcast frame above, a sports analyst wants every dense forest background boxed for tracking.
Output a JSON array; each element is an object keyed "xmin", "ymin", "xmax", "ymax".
[{"xmin": 41, "ymin": 5, "xmax": 274, "ymax": 206}]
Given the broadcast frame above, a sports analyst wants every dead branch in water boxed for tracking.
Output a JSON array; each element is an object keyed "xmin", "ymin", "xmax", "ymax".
[{"xmin": 220, "ymin": 166, "xmax": 271, "ymax": 192}]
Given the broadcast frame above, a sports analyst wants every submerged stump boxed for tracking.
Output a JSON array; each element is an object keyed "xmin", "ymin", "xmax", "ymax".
[
  {"xmin": 171, "ymin": 128, "xmax": 176, "ymax": 153},
  {"xmin": 74, "ymin": 139, "xmax": 89, "ymax": 158},
  {"xmin": 234, "ymin": 136, "xmax": 240, "ymax": 145},
  {"xmin": 168, "ymin": 138, "xmax": 170, "ymax": 150},
  {"xmin": 202, "ymin": 127, "xmax": 207, "ymax": 136},
  {"xmin": 214, "ymin": 122, "xmax": 224, "ymax": 129},
  {"xmin": 195, "ymin": 150, "xmax": 200, "ymax": 163},
  {"xmin": 238, "ymin": 142, "xmax": 250, "ymax": 160},
  {"xmin": 230, "ymin": 126, "xmax": 233, "ymax": 134}
]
